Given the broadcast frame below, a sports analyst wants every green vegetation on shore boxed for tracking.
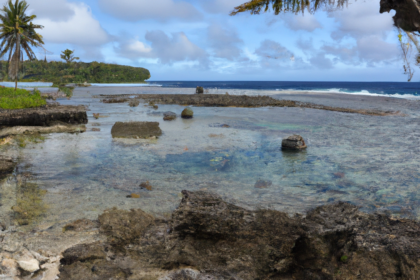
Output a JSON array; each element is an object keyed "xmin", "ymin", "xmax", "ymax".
[
  {"xmin": 0, "ymin": 60, "xmax": 151, "ymax": 85},
  {"xmin": 0, "ymin": 87, "xmax": 46, "ymax": 109}
]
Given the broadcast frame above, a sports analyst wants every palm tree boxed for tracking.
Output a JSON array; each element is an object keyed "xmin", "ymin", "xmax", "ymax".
[
  {"xmin": 60, "ymin": 49, "xmax": 79, "ymax": 64},
  {"xmin": 0, "ymin": 0, "xmax": 44, "ymax": 90}
]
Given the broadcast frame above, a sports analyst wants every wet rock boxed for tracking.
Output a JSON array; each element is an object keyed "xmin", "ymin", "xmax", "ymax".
[
  {"xmin": 91, "ymin": 128, "xmax": 100, "ymax": 132},
  {"xmin": 181, "ymin": 107, "xmax": 194, "ymax": 119},
  {"xmin": 63, "ymin": 219, "xmax": 99, "ymax": 232},
  {"xmin": 111, "ymin": 122, "xmax": 162, "ymax": 139},
  {"xmin": 140, "ymin": 181, "xmax": 152, "ymax": 191},
  {"xmin": 0, "ymin": 156, "xmax": 16, "ymax": 180},
  {"xmin": 163, "ymin": 111, "xmax": 177, "ymax": 121},
  {"xmin": 98, "ymin": 208, "xmax": 154, "ymax": 246},
  {"xmin": 60, "ymin": 191, "xmax": 420, "ymax": 280},
  {"xmin": 0, "ymin": 124, "xmax": 86, "ymax": 138},
  {"xmin": 0, "ymin": 105, "xmax": 88, "ymax": 127},
  {"xmin": 127, "ymin": 193, "xmax": 140, "ymax": 198},
  {"xmin": 333, "ymin": 172, "xmax": 345, "ymax": 178},
  {"xmin": 99, "ymin": 93, "xmax": 400, "ymax": 116},
  {"xmin": 60, "ymin": 242, "xmax": 106, "ymax": 265},
  {"xmin": 17, "ymin": 259, "xmax": 39, "ymax": 273},
  {"xmin": 129, "ymin": 99, "xmax": 140, "ymax": 107},
  {"xmin": 281, "ymin": 134, "xmax": 307, "ymax": 151},
  {"xmin": 254, "ymin": 179, "xmax": 272, "ymax": 189},
  {"xmin": 196, "ymin": 86, "xmax": 204, "ymax": 94}
]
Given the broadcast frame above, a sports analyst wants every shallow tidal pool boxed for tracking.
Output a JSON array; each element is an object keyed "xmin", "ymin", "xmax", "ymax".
[{"xmin": 2, "ymin": 87, "xmax": 420, "ymax": 232}]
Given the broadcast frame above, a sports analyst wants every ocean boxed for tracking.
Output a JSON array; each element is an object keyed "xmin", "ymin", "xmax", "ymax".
[{"xmin": 145, "ymin": 81, "xmax": 420, "ymax": 98}]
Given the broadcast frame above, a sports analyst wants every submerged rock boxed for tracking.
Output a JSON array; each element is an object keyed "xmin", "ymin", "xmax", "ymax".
[
  {"xmin": 0, "ymin": 156, "xmax": 16, "ymax": 180},
  {"xmin": 254, "ymin": 179, "xmax": 272, "ymax": 189},
  {"xmin": 281, "ymin": 134, "xmax": 307, "ymax": 151},
  {"xmin": 181, "ymin": 107, "xmax": 194, "ymax": 119},
  {"xmin": 111, "ymin": 122, "xmax": 162, "ymax": 139},
  {"xmin": 163, "ymin": 111, "xmax": 177, "ymax": 121},
  {"xmin": 128, "ymin": 99, "xmax": 140, "ymax": 107},
  {"xmin": 60, "ymin": 190, "xmax": 420, "ymax": 279}
]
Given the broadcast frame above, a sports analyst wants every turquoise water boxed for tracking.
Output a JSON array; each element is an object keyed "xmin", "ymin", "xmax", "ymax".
[{"xmin": 1, "ymin": 88, "xmax": 420, "ymax": 230}]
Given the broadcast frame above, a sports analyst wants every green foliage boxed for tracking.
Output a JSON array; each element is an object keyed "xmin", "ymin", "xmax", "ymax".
[
  {"xmin": 230, "ymin": 0, "xmax": 347, "ymax": 16},
  {"xmin": 0, "ymin": 86, "xmax": 46, "ymax": 109},
  {"xmin": 58, "ymin": 86, "xmax": 74, "ymax": 98},
  {"xmin": 340, "ymin": 255, "xmax": 348, "ymax": 263},
  {"xmin": 0, "ymin": 0, "xmax": 44, "ymax": 88},
  {"xmin": 60, "ymin": 49, "xmax": 79, "ymax": 63},
  {"xmin": 0, "ymin": 60, "xmax": 151, "ymax": 84}
]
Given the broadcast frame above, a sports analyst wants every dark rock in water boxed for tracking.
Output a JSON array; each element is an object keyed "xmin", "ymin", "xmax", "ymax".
[
  {"xmin": 334, "ymin": 172, "xmax": 345, "ymax": 178},
  {"xmin": 181, "ymin": 107, "xmax": 194, "ymax": 119},
  {"xmin": 163, "ymin": 111, "xmax": 177, "ymax": 121},
  {"xmin": 140, "ymin": 181, "xmax": 153, "ymax": 191},
  {"xmin": 196, "ymin": 86, "xmax": 204, "ymax": 94},
  {"xmin": 0, "ymin": 156, "xmax": 16, "ymax": 180},
  {"xmin": 60, "ymin": 191, "xmax": 420, "ymax": 279},
  {"xmin": 254, "ymin": 179, "xmax": 272, "ymax": 189},
  {"xmin": 282, "ymin": 135, "xmax": 307, "ymax": 151},
  {"xmin": 111, "ymin": 122, "xmax": 162, "ymax": 139},
  {"xmin": 0, "ymin": 105, "xmax": 88, "ymax": 127},
  {"xmin": 128, "ymin": 99, "xmax": 140, "ymax": 107},
  {"xmin": 63, "ymin": 219, "xmax": 99, "ymax": 232}
]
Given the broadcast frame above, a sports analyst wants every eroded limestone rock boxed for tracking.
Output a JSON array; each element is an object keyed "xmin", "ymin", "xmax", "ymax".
[
  {"xmin": 111, "ymin": 122, "xmax": 162, "ymax": 139},
  {"xmin": 59, "ymin": 190, "xmax": 420, "ymax": 279}
]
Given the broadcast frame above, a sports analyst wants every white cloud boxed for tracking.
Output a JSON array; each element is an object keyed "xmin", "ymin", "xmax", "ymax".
[
  {"xmin": 115, "ymin": 31, "xmax": 208, "ymax": 67},
  {"xmin": 98, "ymin": 0, "xmax": 201, "ymax": 22},
  {"xmin": 207, "ymin": 23, "xmax": 243, "ymax": 60},
  {"xmin": 329, "ymin": 0, "xmax": 395, "ymax": 39},
  {"xmin": 28, "ymin": 0, "xmax": 74, "ymax": 21},
  {"xmin": 268, "ymin": 14, "xmax": 322, "ymax": 32},
  {"xmin": 36, "ymin": 3, "xmax": 109, "ymax": 46},
  {"xmin": 200, "ymin": 0, "xmax": 245, "ymax": 14}
]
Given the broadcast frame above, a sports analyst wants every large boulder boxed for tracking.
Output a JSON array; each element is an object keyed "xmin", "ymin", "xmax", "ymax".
[
  {"xmin": 181, "ymin": 107, "xmax": 194, "ymax": 119},
  {"xmin": 281, "ymin": 134, "xmax": 307, "ymax": 151},
  {"xmin": 0, "ymin": 105, "xmax": 88, "ymax": 127},
  {"xmin": 111, "ymin": 122, "xmax": 162, "ymax": 139},
  {"xmin": 196, "ymin": 86, "xmax": 204, "ymax": 94},
  {"xmin": 59, "ymin": 190, "xmax": 420, "ymax": 279}
]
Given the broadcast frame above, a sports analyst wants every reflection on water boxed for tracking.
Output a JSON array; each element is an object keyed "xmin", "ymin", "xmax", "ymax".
[{"xmin": 1, "ymin": 88, "xmax": 420, "ymax": 231}]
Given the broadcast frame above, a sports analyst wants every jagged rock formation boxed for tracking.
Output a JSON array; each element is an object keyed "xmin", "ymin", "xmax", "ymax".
[
  {"xmin": 59, "ymin": 190, "xmax": 420, "ymax": 280},
  {"xmin": 380, "ymin": 0, "xmax": 420, "ymax": 32},
  {"xmin": 0, "ymin": 105, "xmax": 88, "ymax": 127},
  {"xmin": 99, "ymin": 93, "xmax": 403, "ymax": 116}
]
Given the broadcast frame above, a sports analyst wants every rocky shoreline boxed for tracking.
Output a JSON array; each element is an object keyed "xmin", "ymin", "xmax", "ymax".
[
  {"xmin": 99, "ymin": 93, "xmax": 403, "ymax": 116},
  {"xmin": 0, "ymin": 104, "xmax": 88, "ymax": 127},
  {"xmin": 55, "ymin": 190, "xmax": 420, "ymax": 280}
]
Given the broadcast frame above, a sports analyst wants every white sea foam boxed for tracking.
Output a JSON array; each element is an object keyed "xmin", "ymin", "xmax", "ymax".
[
  {"xmin": 275, "ymin": 88, "xmax": 420, "ymax": 100},
  {"xmin": 91, "ymin": 83, "xmax": 162, "ymax": 87}
]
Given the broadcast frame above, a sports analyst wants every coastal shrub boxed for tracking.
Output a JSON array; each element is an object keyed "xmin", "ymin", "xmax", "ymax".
[
  {"xmin": 0, "ymin": 61, "xmax": 151, "ymax": 84},
  {"xmin": 0, "ymin": 87, "xmax": 46, "ymax": 109}
]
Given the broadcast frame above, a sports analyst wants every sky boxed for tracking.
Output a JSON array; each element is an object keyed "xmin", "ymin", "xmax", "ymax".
[{"xmin": 24, "ymin": 0, "xmax": 411, "ymax": 81}]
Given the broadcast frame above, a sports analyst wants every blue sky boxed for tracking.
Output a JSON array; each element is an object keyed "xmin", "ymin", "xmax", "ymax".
[{"xmin": 26, "ymin": 0, "xmax": 410, "ymax": 81}]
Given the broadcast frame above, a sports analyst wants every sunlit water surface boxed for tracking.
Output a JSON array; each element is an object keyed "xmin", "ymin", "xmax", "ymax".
[{"xmin": 2, "ymin": 88, "xmax": 420, "ymax": 231}]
